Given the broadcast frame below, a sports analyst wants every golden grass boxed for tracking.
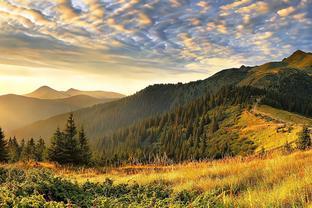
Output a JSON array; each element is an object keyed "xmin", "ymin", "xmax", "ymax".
[
  {"xmin": 2, "ymin": 150, "xmax": 312, "ymax": 207},
  {"xmin": 48, "ymin": 150, "xmax": 312, "ymax": 207},
  {"xmin": 233, "ymin": 104, "xmax": 312, "ymax": 152}
]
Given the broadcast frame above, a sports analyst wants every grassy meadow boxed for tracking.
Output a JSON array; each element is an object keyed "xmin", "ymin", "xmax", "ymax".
[{"xmin": 1, "ymin": 149, "xmax": 312, "ymax": 207}]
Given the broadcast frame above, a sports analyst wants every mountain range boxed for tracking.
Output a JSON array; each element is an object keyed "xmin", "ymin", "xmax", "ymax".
[
  {"xmin": 9, "ymin": 50, "xmax": 312, "ymax": 154},
  {"xmin": 0, "ymin": 88, "xmax": 125, "ymax": 131},
  {"xmin": 25, "ymin": 86, "xmax": 125, "ymax": 100}
]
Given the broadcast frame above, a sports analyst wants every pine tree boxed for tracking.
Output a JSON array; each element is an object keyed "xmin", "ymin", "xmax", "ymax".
[
  {"xmin": 210, "ymin": 116, "xmax": 219, "ymax": 133},
  {"xmin": 0, "ymin": 128, "xmax": 9, "ymax": 162},
  {"xmin": 65, "ymin": 113, "xmax": 77, "ymax": 140},
  {"xmin": 78, "ymin": 127, "xmax": 92, "ymax": 165},
  {"xmin": 19, "ymin": 139, "xmax": 26, "ymax": 161},
  {"xmin": 297, "ymin": 126, "xmax": 311, "ymax": 150},
  {"xmin": 7, "ymin": 137, "xmax": 20, "ymax": 162},
  {"xmin": 48, "ymin": 127, "xmax": 64, "ymax": 162},
  {"xmin": 35, "ymin": 138, "xmax": 46, "ymax": 162},
  {"xmin": 24, "ymin": 138, "xmax": 36, "ymax": 161},
  {"xmin": 62, "ymin": 113, "xmax": 80, "ymax": 164}
]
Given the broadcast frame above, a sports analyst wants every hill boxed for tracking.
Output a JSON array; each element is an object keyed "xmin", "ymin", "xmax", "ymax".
[
  {"xmin": 65, "ymin": 88, "xmax": 125, "ymax": 99},
  {"xmin": 25, "ymin": 86, "xmax": 125, "ymax": 100},
  {"xmin": 24, "ymin": 86, "xmax": 68, "ymax": 99},
  {"xmin": 10, "ymin": 50, "xmax": 312, "ymax": 150},
  {"xmin": 9, "ymin": 67, "xmax": 250, "ymax": 141},
  {"xmin": 0, "ymin": 94, "xmax": 112, "ymax": 131}
]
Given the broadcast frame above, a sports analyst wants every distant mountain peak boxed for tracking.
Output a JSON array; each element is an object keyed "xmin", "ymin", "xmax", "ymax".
[
  {"xmin": 282, "ymin": 50, "xmax": 312, "ymax": 69},
  {"xmin": 293, "ymin": 49, "xmax": 306, "ymax": 55},
  {"xmin": 285, "ymin": 50, "xmax": 309, "ymax": 59},
  {"xmin": 24, "ymin": 86, "xmax": 125, "ymax": 100},
  {"xmin": 25, "ymin": 86, "xmax": 68, "ymax": 99},
  {"xmin": 66, "ymin": 88, "xmax": 79, "ymax": 92},
  {"xmin": 37, "ymin": 85, "xmax": 55, "ymax": 90}
]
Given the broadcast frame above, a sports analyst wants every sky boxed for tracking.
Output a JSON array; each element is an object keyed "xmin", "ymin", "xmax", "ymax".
[{"xmin": 0, "ymin": 0, "xmax": 311, "ymax": 95}]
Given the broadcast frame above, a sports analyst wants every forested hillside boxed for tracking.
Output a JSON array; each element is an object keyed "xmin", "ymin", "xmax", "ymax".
[
  {"xmin": 9, "ymin": 66, "xmax": 251, "ymax": 140},
  {"xmin": 97, "ymin": 86, "xmax": 264, "ymax": 164},
  {"xmin": 10, "ymin": 51, "xmax": 312, "ymax": 149}
]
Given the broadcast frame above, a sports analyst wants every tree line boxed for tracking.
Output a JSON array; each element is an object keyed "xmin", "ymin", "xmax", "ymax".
[
  {"xmin": 0, "ymin": 114, "xmax": 92, "ymax": 165},
  {"xmin": 0, "ymin": 85, "xmax": 311, "ymax": 166},
  {"xmin": 95, "ymin": 86, "xmax": 264, "ymax": 165}
]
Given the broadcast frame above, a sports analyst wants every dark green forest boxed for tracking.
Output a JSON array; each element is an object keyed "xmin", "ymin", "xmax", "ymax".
[{"xmin": 1, "ymin": 83, "xmax": 312, "ymax": 166}]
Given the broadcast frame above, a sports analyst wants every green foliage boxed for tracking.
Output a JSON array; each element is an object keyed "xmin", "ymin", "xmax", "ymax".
[
  {"xmin": 260, "ymin": 70, "xmax": 312, "ymax": 117},
  {"xmin": 48, "ymin": 114, "xmax": 91, "ymax": 165},
  {"xmin": 14, "ymin": 66, "xmax": 250, "ymax": 142},
  {"xmin": 7, "ymin": 137, "xmax": 20, "ymax": 162},
  {"xmin": 78, "ymin": 127, "xmax": 92, "ymax": 165},
  {"xmin": 35, "ymin": 138, "xmax": 46, "ymax": 162},
  {"xmin": 7, "ymin": 137, "xmax": 47, "ymax": 163},
  {"xmin": 297, "ymin": 126, "xmax": 311, "ymax": 150},
  {"xmin": 0, "ymin": 167, "xmax": 231, "ymax": 207},
  {"xmin": 0, "ymin": 128, "xmax": 9, "ymax": 162},
  {"xmin": 97, "ymin": 86, "xmax": 262, "ymax": 165}
]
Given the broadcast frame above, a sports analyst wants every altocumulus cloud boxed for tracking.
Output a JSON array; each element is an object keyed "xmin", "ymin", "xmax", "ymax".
[{"xmin": 0, "ymin": 0, "xmax": 311, "ymax": 94}]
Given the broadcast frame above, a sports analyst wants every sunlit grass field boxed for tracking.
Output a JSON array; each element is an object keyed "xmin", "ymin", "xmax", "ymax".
[
  {"xmin": 3, "ymin": 149, "xmax": 312, "ymax": 207},
  {"xmin": 236, "ymin": 105, "xmax": 312, "ymax": 152},
  {"xmin": 71, "ymin": 151, "xmax": 312, "ymax": 207}
]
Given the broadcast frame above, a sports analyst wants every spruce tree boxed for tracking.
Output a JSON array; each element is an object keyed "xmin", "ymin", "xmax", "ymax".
[
  {"xmin": 35, "ymin": 138, "xmax": 46, "ymax": 162},
  {"xmin": 297, "ymin": 126, "xmax": 311, "ymax": 150},
  {"xmin": 78, "ymin": 127, "xmax": 92, "ymax": 165},
  {"xmin": 19, "ymin": 139, "xmax": 26, "ymax": 161},
  {"xmin": 8, "ymin": 137, "xmax": 20, "ymax": 162},
  {"xmin": 48, "ymin": 127, "xmax": 64, "ymax": 163},
  {"xmin": 0, "ymin": 128, "xmax": 9, "ymax": 162},
  {"xmin": 24, "ymin": 138, "xmax": 36, "ymax": 161},
  {"xmin": 61, "ymin": 113, "xmax": 80, "ymax": 164}
]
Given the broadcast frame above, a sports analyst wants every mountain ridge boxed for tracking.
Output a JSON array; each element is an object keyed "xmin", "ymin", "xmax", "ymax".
[
  {"xmin": 9, "ymin": 50, "xmax": 312, "ymax": 145},
  {"xmin": 25, "ymin": 86, "xmax": 125, "ymax": 100}
]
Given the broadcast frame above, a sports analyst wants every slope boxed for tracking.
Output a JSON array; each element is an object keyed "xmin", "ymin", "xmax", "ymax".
[
  {"xmin": 25, "ymin": 86, "xmax": 68, "ymax": 99},
  {"xmin": 10, "ymin": 50, "xmax": 312, "ymax": 144},
  {"xmin": 65, "ymin": 88, "xmax": 125, "ymax": 99},
  {"xmin": 10, "ymin": 66, "xmax": 250, "ymax": 141},
  {"xmin": 0, "ymin": 94, "xmax": 111, "ymax": 131}
]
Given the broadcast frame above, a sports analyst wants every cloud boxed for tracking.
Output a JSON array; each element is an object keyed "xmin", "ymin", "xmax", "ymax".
[
  {"xmin": 137, "ymin": 12, "xmax": 152, "ymax": 26},
  {"xmin": 277, "ymin": 6, "xmax": 296, "ymax": 17},
  {"xmin": 0, "ymin": 0, "xmax": 311, "ymax": 95},
  {"xmin": 237, "ymin": 2, "xmax": 269, "ymax": 14},
  {"xmin": 221, "ymin": 0, "xmax": 251, "ymax": 11}
]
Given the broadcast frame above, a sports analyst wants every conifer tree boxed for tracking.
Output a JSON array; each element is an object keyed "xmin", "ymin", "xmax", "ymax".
[
  {"xmin": 24, "ymin": 138, "xmax": 36, "ymax": 161},
  {"xmin": 19, "ymin": 139, "xmax": 26, "ymax": 161},
  {"xmin": 7, "ymin": 137, "xmax": 20, "ymax": 162},
  {"xmin": 0, "ymin": 128, "xmax": 9, "ymax": 162},
  {"xmin": 62, "ymin": 113, "xmax": 80, "ymax": 164},
  {"xmin": 78, "ymin": 127, "xmax": 92, "ymax": 165},
  {"xmin": 297, "ymin": 126, "xmax": 311, "ymax": 150},
  {"xmin": 35, "ymin": 138, "xmax": 46, "ymax": 162},
  {"xmin": 48, "ymin": 127, "xmax": 64, "ymax": 162}
]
